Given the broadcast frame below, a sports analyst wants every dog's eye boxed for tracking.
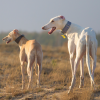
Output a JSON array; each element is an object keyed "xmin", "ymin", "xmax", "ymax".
[{"xmin": 51, "ymin": 20, "xmax": 54, "ymax": 22}]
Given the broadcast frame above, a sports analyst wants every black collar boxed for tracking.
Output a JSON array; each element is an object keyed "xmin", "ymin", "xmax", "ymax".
[
  {"xmin": 15, "ymin": 35, "xmax": 24, "ymax": 44},
  {"xmin": 61, "ymin": 21, "xmax": 71, "ymax": 34}
]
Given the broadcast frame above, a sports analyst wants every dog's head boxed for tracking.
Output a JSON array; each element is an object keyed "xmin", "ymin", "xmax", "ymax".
[
  {"xmin": 2, "ymin": 29, "xmax": 19, "ymax": 44},
  {"xmin": 42, "ymin": 15, "xmax": 65, "ymax": 34}
]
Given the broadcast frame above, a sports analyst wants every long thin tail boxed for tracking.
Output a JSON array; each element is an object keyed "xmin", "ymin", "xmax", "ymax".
[
  {"xmin": 86, "ymin": 35, "xmax": 94, "ymax": 83},
  {"xmin": 34, "ymin": 49, "xmax": 37, "ymax": 76},
  {"xmin": 86, "ymin": 35, "xmax": 90, "ymax": 73}
]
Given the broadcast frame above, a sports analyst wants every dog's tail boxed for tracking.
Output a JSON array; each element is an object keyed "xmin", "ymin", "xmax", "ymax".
[
  {"xmin": 86, "ymin": 35, "xmax": 94, "ymax": 83},
  {"xmin": 34, "ymin": 49, "xmax": 37, "ymax": 76}
]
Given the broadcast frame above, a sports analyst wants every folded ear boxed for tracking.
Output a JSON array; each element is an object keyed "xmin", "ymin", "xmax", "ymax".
[
  {"xmin": 13, "ymin": 29, "xmax": 18, "ymax": 34},
  {"xmin": 60, "ymin": 16, "xmax": 65, "ymax": 20}
]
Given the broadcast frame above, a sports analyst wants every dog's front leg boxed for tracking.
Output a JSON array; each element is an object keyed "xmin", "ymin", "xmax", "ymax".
[
  {"xmin": 68, "ymin": 58, "xmax": 79, "ymax": 94},
  {"xmin": 21, "ymin": 61, "xmax": 25, "ymax": 89},
  {"xmin": 68, "ymin": 49, "xmax": 83, "ymax": 94},
  {"xmin": 68, "ymin": 40, "xmax": 75, "ymax": 77}
]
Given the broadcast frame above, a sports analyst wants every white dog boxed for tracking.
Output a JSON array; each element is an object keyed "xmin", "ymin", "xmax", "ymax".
[{"xmin": 42, "ymin": 15, "xmax": 98, "ymax": 93}]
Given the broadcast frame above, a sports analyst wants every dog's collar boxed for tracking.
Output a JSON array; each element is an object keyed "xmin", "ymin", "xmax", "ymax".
[
  {"xmin": 61, "ymin": 21, "xmax": 71, "ymax": 34},
  {"xmin": 15, "ymin": 35, "xmax": 24, "ymax": 44}
]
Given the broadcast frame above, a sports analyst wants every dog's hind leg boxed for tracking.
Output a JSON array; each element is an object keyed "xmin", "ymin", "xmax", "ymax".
[
  {"xmin": 34, "ymin": 49, "xmax": 37, "ymax": 76},
  {"xmin": 79, "ymin": 57, "xmax": 84, "ymax": 88},
  {"xmin": 90, "ymin": 42, "xmax": 97, "ymax": 88},
  {"xmin": 21, "ymin": 61, "xmax": 25, "ymax": 89},
  {"xmin": 86, "ymin": 35, "xmax": 95, "ymax": 88},
  {"xmin": 37, "ymin": 51, "xmax": 43, "ymax": 87},
  {"xmin": 68, "ymin": 41, "xmax": 85, "ymax": 94},
  {"xmin": 27, "ymin": 58, "xmax": 34, "ymax": 89},
  {"xmin": 91, "ymin": 58, "xmax": 96, "ymax": 88},
  {"xmin": 37, "ymin": 63, "xmax": 42, "ymax": 87}
]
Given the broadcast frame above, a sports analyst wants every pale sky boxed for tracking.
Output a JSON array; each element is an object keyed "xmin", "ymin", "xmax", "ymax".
[{"xmin": 0, "ymin": 0, "xmax": 100, "ymax": 33}]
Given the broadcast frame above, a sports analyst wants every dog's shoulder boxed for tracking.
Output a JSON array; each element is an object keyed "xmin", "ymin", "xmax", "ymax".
[{"xmin": 26, "ymin": 40, "xmax": 37, "ymax": 45}]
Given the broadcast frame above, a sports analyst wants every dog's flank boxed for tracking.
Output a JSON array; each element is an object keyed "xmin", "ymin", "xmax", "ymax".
[
  {"xmin": 2, "ymin": 29, "xmax": 43, "ymax": 89},
  {"xmin": 42, "ymin": 15, "xmax": 98, "ymax": 93}
]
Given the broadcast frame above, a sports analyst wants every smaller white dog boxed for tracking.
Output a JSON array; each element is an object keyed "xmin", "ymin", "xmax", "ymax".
[
  {"xmin": 42, "ymin": 15, "xmax": 98, "ymax": 93},
  {"xmin": 3, "ymin": 29, "xmax": 43, "ymax": 89}
]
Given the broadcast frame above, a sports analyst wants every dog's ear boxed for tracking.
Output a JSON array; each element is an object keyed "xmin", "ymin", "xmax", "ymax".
[
  {"xmin": 13, "ymin": 29, "xmax": 18, "ymax": 34},
  {"xmin": 60, "ymin": 16, "xmax": 65, "ymax": 20}
]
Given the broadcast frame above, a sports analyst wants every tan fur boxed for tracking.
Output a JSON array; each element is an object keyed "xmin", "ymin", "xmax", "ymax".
[{"xmin": 2, "ymin": 29, "xmax": 43, "ymax": 89}]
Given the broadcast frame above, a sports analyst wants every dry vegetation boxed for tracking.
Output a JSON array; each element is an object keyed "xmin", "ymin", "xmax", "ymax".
[{"xmin": 0, "ymin": 43, "xmax": 100, "ymax": 100}]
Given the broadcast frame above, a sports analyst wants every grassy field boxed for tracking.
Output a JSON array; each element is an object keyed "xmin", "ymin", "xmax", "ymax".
[{"xmin": 0, "ymin": 43, "xmax": 100, "ymax": 100}]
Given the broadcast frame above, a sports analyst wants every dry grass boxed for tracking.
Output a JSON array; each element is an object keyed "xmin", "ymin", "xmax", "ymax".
[
  {"xmin": 0, "ymin": 43, "xmax": 100, "ymax": 99},
  {"xmin": 61, "ymin": 88, "xmax": 94, "ymax": 100}
]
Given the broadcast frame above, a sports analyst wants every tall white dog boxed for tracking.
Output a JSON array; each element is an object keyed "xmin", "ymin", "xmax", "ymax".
[{"xmin": 42, "ymin": 15, "xmax": 98, "ymax": 93}]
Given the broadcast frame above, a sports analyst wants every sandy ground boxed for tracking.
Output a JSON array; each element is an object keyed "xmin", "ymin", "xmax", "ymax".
[
  {"xmin": 0, "ymin": 85, "xmax": 100, "ymax": 100},
  {"xmin": 0, "ymin": 44, "xmax": 100, "ymax": 100}
]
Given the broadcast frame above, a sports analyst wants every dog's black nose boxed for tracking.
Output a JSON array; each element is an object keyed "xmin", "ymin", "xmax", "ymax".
[
  {"xmin": 2, "ymin": 38, "xmax": 5, "ymax": 40},
  {"xmin": 42, "ymin": 26, "xmax": 45, "ymax": 30}
]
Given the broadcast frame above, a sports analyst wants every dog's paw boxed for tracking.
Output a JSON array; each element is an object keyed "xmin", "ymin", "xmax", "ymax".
[
  {"xmin": 22, "ymin": 85, "xmax": 25, "ymax": 90},
  {"xmin": 79, "ymin": 82, "xmax": 84, "ymax": 88},
  {"xmin": 68, "ymin": 86, "xmax": 72, "ymax": 94},
  {"xmin": 79, "ymin": 77, "xmax": 84, "ymax": 88},
  {"xmin": 79, "ymin": 85, "xmax": 84, "ymax": 88}
]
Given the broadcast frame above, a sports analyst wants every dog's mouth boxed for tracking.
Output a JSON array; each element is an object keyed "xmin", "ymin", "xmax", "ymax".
[
  {"xmin": 48, "ymin": 27, "xmax": 56, "ymax": 34},
  {"xmin": 6, "ymin": 39, "xmax": 11, "ymax": 44},
  {"xmin": 2, "ymin": 37, "xmax": 12, "ymax": 44}
]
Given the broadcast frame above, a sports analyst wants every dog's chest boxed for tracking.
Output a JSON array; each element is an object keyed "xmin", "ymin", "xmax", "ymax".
[{"xmin": 67, "ymin": 32, "xmax": 80, "ymax": 45}]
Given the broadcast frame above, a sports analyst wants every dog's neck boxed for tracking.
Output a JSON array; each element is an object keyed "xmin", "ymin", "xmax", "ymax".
[
  {"xmin": 61, "ymin": 20, "xmax": 83, "ymax": 37},
  {"xmin": 61, "ymin": 21, "xmax": 71, "ymax": 34},
  {"xmin": 15, "ymin": 35, "xmax": 24, "ymax": 44},
  {"xmin": 15, "ymin": 34, "xmax": 28, "ymax": 49}
]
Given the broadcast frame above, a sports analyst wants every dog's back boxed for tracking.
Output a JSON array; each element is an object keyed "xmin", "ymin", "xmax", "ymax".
[
  {"xmin": 25, "ymin": 40, "xmax": 43, "ymax": 64},
  {"xmin": 25, "ymin": 40, "xmax": 42, "ymax": 52}
]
